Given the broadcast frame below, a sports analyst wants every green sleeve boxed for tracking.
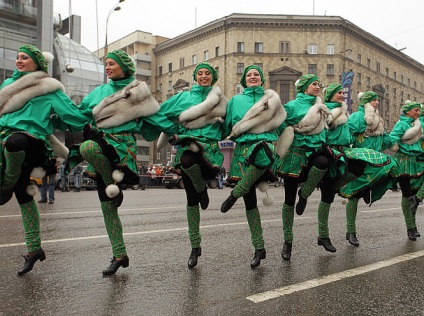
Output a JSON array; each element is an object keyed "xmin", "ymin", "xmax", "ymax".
[
  {"xmin": 348, "ymin": 112, "xmax": 366, "ymax": 135},
  {"xmin": 51, "ymin": 91, "xmax": 90, "ymax": 132}
]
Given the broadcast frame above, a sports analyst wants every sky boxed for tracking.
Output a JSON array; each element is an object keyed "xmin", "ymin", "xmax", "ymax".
[{"xmin": 53, "ymin": 0, "xmax": 424, "ymax": 65}]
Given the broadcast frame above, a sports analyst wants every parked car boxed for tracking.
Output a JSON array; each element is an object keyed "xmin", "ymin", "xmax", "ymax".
[
  {"xmin": 64, "ymin": 165, "xmax": 97, "ymax": 191},
  {"xmin": 163, "ymin": 172, "xmax": 184, "ymax": 189}
]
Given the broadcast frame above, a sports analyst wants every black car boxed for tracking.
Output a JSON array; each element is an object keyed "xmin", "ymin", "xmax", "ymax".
[{"xmin": 163, "ymin": 173, "xmax": 184, "ymax": 189}]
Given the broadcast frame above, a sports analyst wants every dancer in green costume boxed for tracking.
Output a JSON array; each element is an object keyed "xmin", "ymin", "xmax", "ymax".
[
  {"xmin": 0, "ymin": 45, "xmax": 89, "ymax": 275},
  {"xmin": 150, "ymin": 62, "xmax": 227, "ymax": 269},
  {"xmin": 339, "ymin": 91, "xmax": 399, "ymax": 245},
  {"xmin": 221, "ymin": 65, "xmax": 286, "ymax": 269},
  {"xmin": 69, "ymin": 50, "xmax": 179, "ymax": 275},
  {"xmin": 388, "ymin": 101, "xmax": 424, "ymax": 241},
  {"xmin": 275, "ymin": 75, "xmax": 345, "ymax": 260}
]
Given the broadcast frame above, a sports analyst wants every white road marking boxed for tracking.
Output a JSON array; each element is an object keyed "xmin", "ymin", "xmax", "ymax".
[{"xmin": 247, "ymin": 250, "xmax": 424, "ymax": 303}]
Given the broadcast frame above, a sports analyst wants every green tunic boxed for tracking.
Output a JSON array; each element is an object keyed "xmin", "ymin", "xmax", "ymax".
[
  {"xmin": 325, "ymin": 101, "xmax": 353, "ymax": 147},
  {"xmin": 146, "ymin": 84, "xmax": 224, "ymax": 176},
  {"xmin": 224, "ymin": 86, "xmax": 278, "ymax": 182}
]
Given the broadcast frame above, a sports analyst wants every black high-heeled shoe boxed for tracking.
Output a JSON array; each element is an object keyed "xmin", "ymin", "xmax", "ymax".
[
  {"xmin": 17, "ymin": 248, "xmax": 46, "ymax": 276},
  {"xmin": 198, "ymin": 187, "xmax": 209, "ymax": 210},
  {"xmin": 250, "ymin": 248, "xmax": 266, "ymax": 269},
  {"xmin": 221, "ymin": 191, "xmax": 237, "ymax": 213},
  {"xmin": 407, "ymin": 228, "xmax": 417, "ymax": 241},
  {"xmin": 188, "ymin": 247, "xmax": 202, "ymax": 268},
  {"xmin": 295, "ymin": 191, "xmax": 307, "ymax": 215},
  {"xmin": 317, "ymin": 237, "xmax": 337, "ymax": 253},
  {"xmin": 281, "ymin": 242, "xmax": 292, "ymax": 261},
  {"xmin": 0, "ymin": 190, "xmax": 13, "ymax": 206},
  {"xmin": 346, "ymin": 232, "xmax": 360, "ymax": 246},
  {"xmin": 414, "ymin": 227, "xmax": 421, "ymax": 237},
  {"xmin": 102, "ymin": 255, "xmax": 129, "ymax": 276}
]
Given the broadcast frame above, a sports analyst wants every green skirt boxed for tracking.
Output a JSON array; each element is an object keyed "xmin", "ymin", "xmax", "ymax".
[
  {"xmin": 173, "ymin": 135, "xmax": 223, "ymax": 180},
  {"xmin": 393, "ymin": 152, "xmax": 424, "ymax": 178},
  {"xmin": 227, "ymin": 140, "xmax": 276, "ymax": 184}
]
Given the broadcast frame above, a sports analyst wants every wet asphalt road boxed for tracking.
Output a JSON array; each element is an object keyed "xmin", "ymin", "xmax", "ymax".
[{"xmin": 1, "ymin": 186, "xmax": 424, "ymax": 316}]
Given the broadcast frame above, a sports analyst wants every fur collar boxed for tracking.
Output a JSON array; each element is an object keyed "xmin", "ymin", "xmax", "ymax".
[
  {"xmin": 293, "ymin": 97, "xmax": 331, "ymax": 135},
  {"xmin": 93, "ymin": 80, "xmax": 160, "ymax": 128},
  {"xmin": 401, "ymin": 118, "xmax": 423, "ymax": 144},
  {"xmin": 179, "ymin": 86, "xmax": 228, "ymax": 129},
  {"xmin": 363, "ymin": 103, "xmax": 384, "ymax": 136},
  {"xmin": 0, "ymin": 71, "xmax": 64, "ymax": 116},
  {"xmin": 228, "ymin": 89, "xmax": 286, "ymax": 138},
  {"xmin": 327, "ymin": 101, "xmax": 349, "ymax": 130}
]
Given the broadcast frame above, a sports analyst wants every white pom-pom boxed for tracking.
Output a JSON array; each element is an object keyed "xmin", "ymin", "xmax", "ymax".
[
  {"xmin": 294, "ymin": 79, "xmax": 300, "ymax": 88},
  {"xmin": 263, "ymin": 195, "xmax": 275, "ymax": 206},
  {"xmin": 342, "ymin": 199, "xmax": 348, "ymax": 205},
  {"xmin": 26, "ymin": 184, "xmax": 38, "ymax": 196},
  {"xmin": 404, "ymin": 100, "xmax": 411, "ymax": 105},
  {"xmin": 357, "ymin": 92, "xmax": 364, "ymax": 100},
  {"xmin": 30, "ymin": 167, "xmax": 46, "ymax": 179},
  {"xmin": 189, "ymin": 142, "xmax": 199, "ymax": 152},
  {"xmin": 42, "ymin": 52, "xmax": 54, "ymax": 64},
  {"xmin": 257, "ymin": 181, "xmax": 269, "ymax": 193},
  {"xmin": 112, "ymin": 170, "xmax": 124, "ymax": 183},
  {"xmin": 105, "ymin": 184, "xmax": 120, "ymax": 198}
]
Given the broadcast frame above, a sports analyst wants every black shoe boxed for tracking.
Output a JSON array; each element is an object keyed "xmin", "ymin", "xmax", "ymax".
[
  {"xmin": 187, "ymin": 247, "xmax": 202, "ymax": 269},
  {"xmin": 102, "ymin": 255, "xmax": 129, "ymax": 276},
  {"xmin": 113, "ymin": 187, "xmax": 124, "ymax": 208},
  {"xmin": 414, "ymin": 227, "xmax": 421, "ymax": 237},
  {"xmin": 317, "ymin": 237, "xmax": 337, "ymax": 253},
  {"xmin": 250, "ymin": 248, "xmax": 266, "ymax": 269},
  {"xmin": 0, "ymin": 190, "xmax": 13, "ymax": 206},
  {"xmin": 363, "ymin": 188, "xmax": 371, "ymax": 204},
  {"xmin": 198, "ymin": 187, "xmax": 209, "ymax": 210},
  {"xmin": 295, "ymin": 191, "xmax": 307, "ymax": 215},
  {"xmin": 407, "ymin": 228, "xmax": 417, "ymax": 241},
  {"xmin": 17, "ymin": 248, "xmax": 46, "ymax": 276},
  {"xmin": 281, "ymin": 242, "xmax": 292, "ymax": 261},
  {"xmin": 408, "ymin": 195, "xmax": 420, "ymax": 215},
  {"xmin": 346, "ymin": 232, "xmax": 360, "ymax": 247},
  {"xmin": 221, "ymin": 192, "xmax": 237, "ymax": 213},
  {"xmin": 38, "ymin": 199, "xmax": 47, "ymax": 203}
]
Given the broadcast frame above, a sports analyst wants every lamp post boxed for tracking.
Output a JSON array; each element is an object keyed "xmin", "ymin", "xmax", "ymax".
[{"xmin": 103, "ymin": 0, "xmax": 125, "ymax": 83}]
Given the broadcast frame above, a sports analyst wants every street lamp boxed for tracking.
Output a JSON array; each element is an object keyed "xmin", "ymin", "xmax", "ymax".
[{"xmin": 103, "ymin": 0, "xmax": 125, "ymax": 83}]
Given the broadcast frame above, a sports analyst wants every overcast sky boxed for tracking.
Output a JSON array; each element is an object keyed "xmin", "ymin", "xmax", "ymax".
[{"xmin": 53, "ymin": 0, "xmax": 424, "ymax": 65}]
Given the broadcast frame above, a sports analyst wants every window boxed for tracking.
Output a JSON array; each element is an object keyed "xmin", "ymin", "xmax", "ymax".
[
  {"xmin": 215, "ymin": 46, "xmax": 219, "ymax": 57},
  {"xmin": 235, "ymin": 83, "xmax": 244, "ymax": 95},
  {"xmin": 308, "ymin": 64, "xmax": 317, "ymax": 74},
  {"xmin": 385, "ymin": 85, "xmax": 389, "ymax": 95},
  {"xmin": 400, "ymin": 91, "xmax": 404, "ymax": 101},
  {"xmin": 158, "ymin": 83, "xmax": 162, "ymax": 93},
  {"xmin": 179, "ymin": 57, "xmax": 184, "ymax": 69},
  {"xmin": 158, "ymin": 66, "xmax": 162, "ymax": 76},
  {"xmin": 168, "ymin": 62, "xmax": 172, "ymax": 73},
  {"xmin": 280, "ymin": 41, "xmax": 290, "ymax": 54},
  {"xmin": 366, "ymin": 77, "xmax": 370, "ymax": 88},
  {"xmin": 327, "ymin": 44, "xmax": 335, "ymax": 55},
  {"xmin": 367, "ymin": 58, "xmax": 371, "ymax": 68},
  {"xmin": 376, "ymin": 62, "xmax": 381, "ymax": 73},
  {"xmin": 408, "ymin": 94, "xmax": 411, "ymax": 100},
  {"xmin": 281, "ymin": 82, "xmax": 291, "ymax": 104},
  {"xmin": 166, "ymin": 152, "xmax": 171, "ymax": 160},
  {"xmin": 168, "ymin": 80, "xmax": 172, "ymax": 91},
  {"xmin": 255, "ymin": 63, "xmax": 263, "ymax": 70},
  {"xmin": 393, "ymin": 71, "xmax": 397, "ymax": 80},
  {"xmin": 393, "ymin": 88, "xmax": 397, "ymax": 97},
  {"xmin": 326, "ymin": 64, "xmax": 335, "ymax": 75},
  {"xmin": 204, "ymin": 50, "xmax": 209, "ymax": 60},
  {"xmin": 357, "ymin": 73, "xmax": 362, "ymax": 84},
  {"xmin": 254, "ymin": 42, "xmax": 263, "ymax": 53},
  {"xmin": 192, "ymin": 54, "xmax": 197, "ymax": 65},
  {"xmin": 356, "ymin": 54, "xmax": 361, "ymax": 64},
  {"xmin": 408, "ymin": 78, "xmax": 411, "ymax": 87},
  {"xmin": 414, "ymin": 81, "xmax": 417, "ymax": 90},
  {"xmin": 401, "ymin": 75, "xmax": 404, "ymax": 83},
  {"xmin": 237, "ymin": 63, "xmax": 244, "ymax": 74},
  {"xmin": 307, "ymin": 44, "xmax": 317, "ymax": 54},
  {"xmin": 157, "ymin": 152, "xmax": 161, "ymax": 160},
  {"xmin": 237, "ymin": 42, "xmax": 245, "ymax": 53},
  {"xmin": 386, "ymin": 68, "xmax": 389, "ymax": 77},
  {"xmin": 138, "ymin": 146, "xmax": 149, "ymax": 155}
]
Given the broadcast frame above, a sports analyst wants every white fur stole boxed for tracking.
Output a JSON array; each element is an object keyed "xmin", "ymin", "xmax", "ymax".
[
  {"xmin": 178, "ymin": 86, "xmax": 228, "ymax": 129},
  {"xmin": 327, "ymin": 101, "xmax": 349, "ymax": 130},
  {"xmin": 363, "ymin": 103, "xmax": 384, "ymax": 137},
  {"xmin": 227, "ymin": 89, "xmax": 286, "ymax": 139},
  {"xmin": 292, "ymin": 97, "xmax": 331, "ymax": 135},
  {"xmin": 401, "ymin": 118, "xmax": 423, "ymax": 144},
  {"xmin": 0, "ymin": 71, "xmax": 65, "ymax": 116},
  {"xmin": 93, "ymin": 80, "xmax": 160, "ymax": 128}
]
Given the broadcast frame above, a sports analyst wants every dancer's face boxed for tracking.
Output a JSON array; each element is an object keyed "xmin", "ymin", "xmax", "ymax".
[
  {"xmin": 331, "ymin": 89, "xmax": 344, "ymax": 104},
  {"xmin": 16, "ymin": 52, "xmax": 37, "ymax": 72},
  {"xmin": 305, "ymin": 81, "xmax": 320, "ymax": 96},
  {"xmin": 195, "ymin": 68, "xmax": 213, "ymax": 87},
  {"xmin": 406, "ymin": 107, "xmax": 421, "ymax": 120},
  {"xmin": 370, "ymin": 99, "xmax": 379, "ymax": 110},
  {"xmin": 245, "ymin": 69, "xmax": 262, "ymax": 87},
  {"xmin": 105, "ymin": 58, "xmax": 125, "ymax": 80}
]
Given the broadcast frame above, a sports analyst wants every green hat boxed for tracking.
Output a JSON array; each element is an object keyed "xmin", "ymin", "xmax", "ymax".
[
  {"xmin": 18, "ymin": 44, "xmax": 49, "ymax": 72},
  {"xmin": 324, "ymin": 83, "xmax": 343, "ymax": 102},
  {"xmin": 296, "ymin": 74, "xmax": 319, "ymax": 93},
  {"xmin": 240, "ymin": 65, "xmax": 265, "ymax": 88},
  {"xmin": 192, "ymin": 62, "xmax": 219, "ymax": 85},
  {"xmin": 402, "ymin": 101, "xmax": 421, "ymax": 114},
  {"xmin": 105, "ymin": 50, "xmax": 135, "ymax": 78},
  {"xmin": 359, "ymin": 91, "xmax": 378, "ymax": 106}
]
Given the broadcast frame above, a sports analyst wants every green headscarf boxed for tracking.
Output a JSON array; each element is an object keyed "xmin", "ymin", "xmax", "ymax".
[
  {"xmin": 192, "ymin": 62, "xmax": 219, "ymax": 85},
  {"xmin": 359, "ymin": 91, "xmax": 378, "ymax": 106},
  {"xmin": 324, "ymin": 83, "xmax": 343, "ymax": 102},
  {"xmin": 18, "ymin": 44, "xmax": 49, "ymax": 72},
  {"xmin": 296, "ymin": 74, "xmax": 319, "ymax": 93},
  {"xmin": 105, "ymin": 50, "xmax": 135, "ymax": 78},
  {"xmin": 402, "ymin": 101, "xmax": 421, "ymax": 114},
  {"xmin": 240, "ymin": 65, "xmax": 265, "ymax": 88}
]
